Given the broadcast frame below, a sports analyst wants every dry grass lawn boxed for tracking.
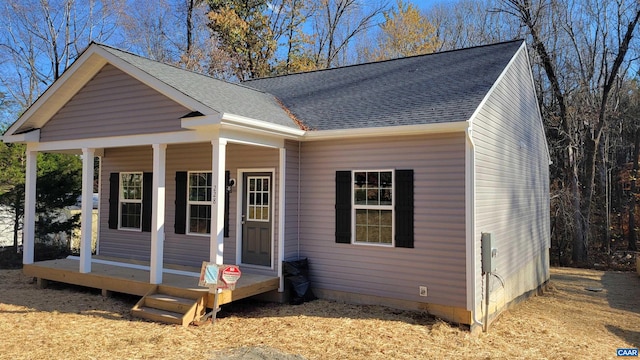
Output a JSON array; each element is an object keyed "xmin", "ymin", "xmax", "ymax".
[{"xmin": 0, "ymin": 267, "xmax": 639, "ymax": 359}]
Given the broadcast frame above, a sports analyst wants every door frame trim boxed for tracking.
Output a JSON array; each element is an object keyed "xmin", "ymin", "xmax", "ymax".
[{"xmin": 235, "ymin": 168, "xmax": 276, "ymax": 270}]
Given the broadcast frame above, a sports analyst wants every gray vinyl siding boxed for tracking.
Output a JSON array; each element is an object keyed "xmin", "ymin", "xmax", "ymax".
[
  {"xmin": 298, "ymin": 133, "xmax": 467, "ymax": 308},
  {"xmin": 99, "ymin": 142, "xmax": 280, "ymax": 277},
  {"xmin": 472, "ymin": 47, "xmax": 550, "ymax": 301},
  {"xmin": 99, "ymin": 146, "xmax": 153, "ymax": 260},
  {"xmin": 40, "ymin": 64, "xmax": 188, "ymax": 142},
  {"xmin": 284, "ymin": 140, "xmax": 301, "ymax": 261}
]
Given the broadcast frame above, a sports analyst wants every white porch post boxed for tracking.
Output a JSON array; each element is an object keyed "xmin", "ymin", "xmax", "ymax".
[
  {"xmin": 278, "ymin": 147, "xmax": 286, "ymax": 292},
  {"xmin": 79, "ymin": 148, "xmax": 95, "ymax": 273},
  {"xmin": 150, "ymin": 143, "xmax": 167, "ymax": 284},
  {"xmin": 23, "ymin": 148, "xmax": 37, "ymax": 265},
  {"xmin": 210, "ymin": 139, "xmax": 227, "ymax": 264}
]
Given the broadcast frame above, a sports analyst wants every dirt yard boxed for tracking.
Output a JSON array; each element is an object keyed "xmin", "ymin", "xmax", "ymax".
[{"xmin": 0, "ymin": 267, "xmax": 638, "ymax": 360}]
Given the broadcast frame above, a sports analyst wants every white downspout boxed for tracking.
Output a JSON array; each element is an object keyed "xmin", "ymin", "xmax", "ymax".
[{"xmin": 466, "ymin": 126, "xmax": 484, "ymax": 330}]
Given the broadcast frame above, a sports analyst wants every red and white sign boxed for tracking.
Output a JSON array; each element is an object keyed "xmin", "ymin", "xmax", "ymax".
[{"xmin": 221, "ymin": 265, "xmax": 241, "ymax": 289}]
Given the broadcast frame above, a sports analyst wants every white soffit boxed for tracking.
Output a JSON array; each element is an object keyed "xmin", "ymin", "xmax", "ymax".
[{"xmin": 302, "ymin": 121, "xmax": 469, "ymax": 141}]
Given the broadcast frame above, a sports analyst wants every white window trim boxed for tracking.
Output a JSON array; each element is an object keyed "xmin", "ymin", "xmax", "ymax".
[
  {"xmin": 186, "ymin": 171, "xmax": 213, "ymax": 237},
  {"xmin": 245, "ymin": 175, "xmax": 271, "ymax": 223},
  {"xmin": 352, "ymin": 169, "xmax": 395, "ymax": 247},
  {"xmin": 118, "ymin": 171, "xmax": 143, "ymax": 232}
]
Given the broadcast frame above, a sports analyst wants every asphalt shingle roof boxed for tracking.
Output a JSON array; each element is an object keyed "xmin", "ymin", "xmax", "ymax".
[
  {"xmin": 244, "ymin": 40, "xmax": 523, "ymax": 131},
  {"xmin": 97, "ymin": 44, "xmax": 298, "ymax": 128}
]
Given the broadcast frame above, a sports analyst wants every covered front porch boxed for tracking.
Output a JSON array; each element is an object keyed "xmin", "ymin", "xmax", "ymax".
[
  {"xmin": 1, "ymin": 42, "xmax": 305, "ymax": 325},
  {"xmin": 23, "ymin": 256, "xmax": 280, "ymax": 309}
]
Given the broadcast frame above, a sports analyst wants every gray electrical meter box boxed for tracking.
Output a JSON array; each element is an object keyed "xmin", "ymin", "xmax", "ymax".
[{"xmin": 481, "ymin": 232, "xmax": 497, "ymax": 274}]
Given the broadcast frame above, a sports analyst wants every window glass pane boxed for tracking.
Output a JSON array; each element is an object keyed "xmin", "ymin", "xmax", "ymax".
[
  {"xmin": 380, "ymin": 171, "xmax": 392, "ymax": 188},
  {"xmin": 356, "ymin": 225, "xmax": 367, "ymax": 242},
  {"xmin": 380, "ymin": 189, "xmax": 392, "ymax": 205},
  {"xmin": 367, "ymin": 187, "xmax": 379, "ymax": 205},
  {"xmin": 380, "ymin": 210, "xmax": 393, "ymax": 226},
  {"xmin": 367, "ymin": 172, "xmax": 378, "ymax": 187},
  {"xmin": 368, "ymin": 225, "xmax": 379, "ymax": 243},
  {"xmin": 189, "ymin": 204, "xmax": 211, "ymax": 234},
  {"xmin": 120, "ymin": 203, "xmax": 141, "ymax": 229},
  {"xmin": 368, "ymin": 209, "xmax": 380, "ymax": 226},
  {"xmin": 380, "ymin": 226, "xmax": 392, "ymax": 244},
  {"xmin": 247, "ymin": 176, "xmax": 270, "ymax": 222},
  {"xmin": 187, "ymin": 172, "xmax": 213, "ymax": 234},
  {"xmin": 121, "ymin": 173, "xmax": 142, "ymax": 200},
  {"xmin": 355, "ymin": 209, "xmax": 367, "ymax": 225},
  {"xmin": 352, "ymin": 171, "xmax": 394, "ymax": 245}
]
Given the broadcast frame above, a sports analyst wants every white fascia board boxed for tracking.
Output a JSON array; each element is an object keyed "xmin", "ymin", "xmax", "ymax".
[
  {"xmin": 93, "ymin": 46, "xmax": 215, "ymax": 116},
  {"xmin": 221, "ymin": 113, "xmax": 305, "ymax": 138},
  {"xmin": 220, "ymin": 127, "xmax": 284, "ymax": 149},
  {"xmin": 303, "ymin": 121, "xmax": 469, "ymax": 141},
  {"xmin": 181, "ymin": 114, "xmax": 223, "ymax": 130},
  {"xmin": 1, "ymin": 129, "xmax": 41, "ymax": 143},
  {"xmin": 29, "ymin": 130, "xmax": 214, "ymax": 152}
]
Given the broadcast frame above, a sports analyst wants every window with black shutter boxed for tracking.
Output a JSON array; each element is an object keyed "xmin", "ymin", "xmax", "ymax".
[
  {"xmin": 108, "ymin": 172, "xmax": 151, "ymax": 232},
  {"xmin": 335, "ymin": 169, "xmax": 413, "ymax": 248}
]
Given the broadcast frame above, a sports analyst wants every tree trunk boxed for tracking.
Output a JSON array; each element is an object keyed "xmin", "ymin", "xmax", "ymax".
[
  {"xmin": 186, "ymin": 0, "xmax": 195, "ymax": 53},
  {"xmin": 629, "ymin": 128, "xmax": 640, "ymax": 251}
]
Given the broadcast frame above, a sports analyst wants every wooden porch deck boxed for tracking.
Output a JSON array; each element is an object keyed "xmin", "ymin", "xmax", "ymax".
[{"xmin": 23, "ymin": 258, "xmax": 280, "ymax": 309}]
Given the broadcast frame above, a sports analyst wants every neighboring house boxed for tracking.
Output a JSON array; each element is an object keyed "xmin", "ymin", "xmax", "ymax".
[{"xmin": 2, "ymin": 40, "xmax": 550, "ymax": 330}]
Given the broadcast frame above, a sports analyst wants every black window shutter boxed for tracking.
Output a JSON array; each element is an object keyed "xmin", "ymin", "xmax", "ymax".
[
  {"xmin": 141, "ymin": 172, "xmax": 153, "ymax": 232},
  {"xmin": 108, "ymin": 173, "xmax": 119, "ymax": 229},
  {"xmin": 335, "ymin": 171, "xmax": 352, "ymax": 244},
  {"xmin": 224, "ymin": 170, "xmax": 230, "ymax": 238},
  {"xmin": 175, "ymin": 171, "xmax": 187, "ymax": 234},
  {"xmin": 395, "ymin": 169, "xmax": 414, "ymax": 248}
]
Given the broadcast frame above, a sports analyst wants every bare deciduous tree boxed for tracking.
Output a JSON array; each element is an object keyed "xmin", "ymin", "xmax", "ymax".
[
  {"xmin": 308, "ymin": 0, "xmax": 388, "ymax": 68},
  {"xmin": 499, "ymin": 0, "xmax": 640, "ymax": 263},
  {"xmin": 0, "ymin": 0, "xmax": 125, "ymax": 111}
]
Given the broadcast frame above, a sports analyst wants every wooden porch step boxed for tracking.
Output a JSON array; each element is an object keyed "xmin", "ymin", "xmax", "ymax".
[
  {"xmin": 131, "ymin": 286, "xmax": 206, "ymax": 327},
  {"xmin": 145, "ymin": 293, "xmax": 196, "ymax": 314},
  {"xmin": 131, "ymin": 306, "xmax": 184, "ymax": 325}
]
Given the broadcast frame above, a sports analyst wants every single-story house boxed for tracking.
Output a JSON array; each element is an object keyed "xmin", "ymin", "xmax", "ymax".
[{"xmin": 2, "ymin": 39, "xmax": 550, "ymax": 330}]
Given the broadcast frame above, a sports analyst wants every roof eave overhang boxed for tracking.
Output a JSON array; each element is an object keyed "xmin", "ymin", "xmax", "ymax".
[
  {"xmin": 302, "ymin": 121, "xmax": 470, "ymax": 141},
  {"xmin": 182, "ymin": 112, "xmax": 306, "ymax": 139},
  {"xmin": 2, "ymin": 129, "xmax": 41, "ymax": 143}
]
